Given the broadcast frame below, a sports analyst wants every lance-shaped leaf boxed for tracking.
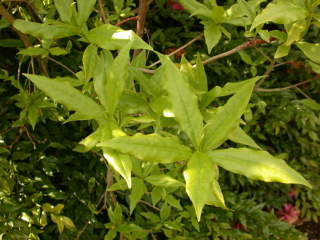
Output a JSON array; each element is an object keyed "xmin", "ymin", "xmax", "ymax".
[
  {"xmin": 83, "ymin": 44, "xmax": 98, "ymax": 83},
  {"xmin": 105, "ymin": 43, "xmax": 131, "ymax": 116},
  {"xmin": 183, "ymin": 152, "xmax": 226, "ymax": 221},
  {"xmin": 201, "ymin": 78, "xmax": 256, "ymax": 151},
  {"xmin": 251, "ymin": 1, "xmax": 307, "ymax": 30},
  {"xmin": 103, "ymin": 148, "xmax": 132, "ymax": 188},
  {"xmin": 228, "ymin": 126, "xmax": 261, "ymax": 149},
  {"xmin": 130, "ymin": 178, "xmax": 147, "ymax": 214},
  {"xmin": 204, "ymin": 21, "xmax": 222, "ymax": 53},
  {"xmin": 179, "ymin": 0, "xmax": 212, "ymax": 18},
  {"xmin": 208, "ymin": 148, "xmax": 312, "ymax": 188},
  {"xmin": 85, "ymin": 24, "xmax": 152, "ymax": 50},
  {"xmin": 24, "ymin": 74, "xmax": 104, "ymax": 121},
  {"xmin": 296, "ymin": 42, "xmax": 320, "ymax": 64},
  {"xmin": 76, "ymin": 0, "xmax": 96, "ymax": 26},
  {"xmin": 162, "ymin": 56, "xmax": 203, "ymax": 148},
  {"xmin": 54, "ymin": 0, "xmax": 73, "ymax": 23},
  {"xmin": 145, "ymin": 174, "xmax": 185, "ymax": 188},
  {"xmin": 13, "ymin": 20, "xmax": 79, "ymax": 40},
  {"xmin": 98, "ymin": 134, "xmax": 192, "ymax": 163}
]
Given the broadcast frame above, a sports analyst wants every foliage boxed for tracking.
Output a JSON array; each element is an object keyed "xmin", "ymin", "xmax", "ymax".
[{"xmin": 0, "ymin": 0, "xmax": 320, "ymax": 239}]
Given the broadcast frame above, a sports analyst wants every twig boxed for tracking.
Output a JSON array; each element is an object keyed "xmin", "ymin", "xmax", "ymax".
[
  {"xmin": 115, "ymin": 16, "xmax": 139, "ymax": 26},
  {"xmin": 295, "ymin": 87, "xmax": 312, "ymax": 99},
  {"xmin": 255, "ymin": 77, "xmax": 319, "ymax": 92},
  {"xmin": 47, "ymin": 56, "xmax": 77, "ymax": 76},
  {"xmin": 134, "ymin": 0, "xmax": 149, "ymax": 57},
  {"xmin": 139, "ymin": 200, "xmax": 160, "ymax": 211},
  {"xmin": 199, "ymin": 39, "xmax": 269, "ymax": 66},
  {"xmin": 0, "ymin": 3, "xmax": 48, "ymax": 75},
  {"xmin": 148, "ymin": 33, "xmax": 204, "ymax": 68},
  {"xmin": 97, "ymin": 0, "xmax": 107, "ymax": 23},
  {"xmin": 255, "ymin": 59, "xmax": 275, "ymax": 88}
]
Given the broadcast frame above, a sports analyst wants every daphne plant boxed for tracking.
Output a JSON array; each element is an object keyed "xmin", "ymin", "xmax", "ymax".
[{"xmin": 14, "ymin": 0, "xmax": 314, "ymax": 223}]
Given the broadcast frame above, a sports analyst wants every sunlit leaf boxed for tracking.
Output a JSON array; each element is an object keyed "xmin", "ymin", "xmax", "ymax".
[
  {"xmin": 183, "ymin": 152, "xmax": 226, "ymax": 221},
  {"xmin": 208, "ymin": 148, "xmax": 312, "ymax": 188}
]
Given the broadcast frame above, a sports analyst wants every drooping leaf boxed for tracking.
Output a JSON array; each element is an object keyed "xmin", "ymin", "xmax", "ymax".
[
  {"xmin": 130, "ymin": 178, "xmax": 146, "ymax": 214},
  {"xmin": 161, "ymin": 56, "xmax": 203, "ymax": 148},
  {"xmin": 98, "ymin": 134, "xmax": 192, "ymax": 163},
  {"xmin": 145, "ymin": 174, "xmax": 185, "ymax": 188},
  {"xmin": 24, "ymin": 74, "xmax": 104, "ymax": 121},
  {"xmin": 18, "ymin": 47, "xmax": 49, "ymax": 57},
  {"xmin": 208, "ymin": 148, "xmax": 312, "ymax": 188},
  {"xmin": 251, "ymin": 1, "xmax": 307, "ymax": 30},
  {"xmin": 76, "ymin": 0, "xmax": 96, "ymax": 26},
  {"xmin": 183, "ymin": 152, "xmax": 226, "ymax": 221},
  {"xmin": 103, "ymin": 149, "xmax": 132, "ymax": 188},
  {"xmin": 204, "ymin": 21, "xmax": 222, "ymax": 53},
  {"xmin": 13, "ymin": 20, "xmax": 79, "ymax": 40},
  {"xmin": 85, "ymin": 24, "xmax": 152, "ymax": 50},
  {"xmin": 83, "ymin": 44, "xmax": 98, "ymax": 83},
  {"xmin": 228, "ymin": 126, "xmax": 261, "ymax": 149},
  {"xmin": 201, "ymin": 78, "xmax": 257, "ymax": 151},
  {"xmin": 296, "ymin": 42, "xmax": 320, "ymax": 64},
  {"xmin": 54, "ymin": 0, "xmax": 73, "ymax": 22}
]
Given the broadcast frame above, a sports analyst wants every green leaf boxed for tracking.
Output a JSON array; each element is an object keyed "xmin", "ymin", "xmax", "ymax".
[
  {"xmin": 130, "ymin": 178, "xmax": 146, "ymax": 214},
  {"xmin": 104, "ymin": 230, "xmax": 117, "ymax": 240},
  {"xmin": 299, "ymin": 99, "xmax": 320, "ymax": 111},
  {"xmin": 284, "ymin": 20, "xmax": 307, "ymax": 46},
  {"xmin": 204, "ymin": 21, "xmax": 222, "ymax": 53},
  {"xmin": 228, "ymin": 126, "xmax": 261, "ymax": 149},
  {"xmin": 274, "ymin": 44, "xmax": 291, "ymax": 58},
  {"xmin": 18, "ymin": 47, "xmax": 49, "ymax": 57},
  {"xmin": 105, "ymin": 43, "xmax": 131, "ymax": 116},
  {"xmin": 76, "ymin": 0, "xmax": 96, "ymax": 26},
  {"xmin": 195, "ymin": 53, "xmax": 208, "ymax": 92},
  {"xmin": 296, "ymin": 42, "xmax": 320, "ymax": 64},
  {"xmin": 201, "ymin": 78, "xmax": 257, "ymax": 151},
  {"xmin": 160, "ymin": 203, "xmax": 171, "ymax": 221},
  {"xmin": 98, "ymin": 134, "xmax": 192, "ymax": 163},
  {"xmin": 183, "ymin": 152, "xmax": 226, "ymax": 221},
  {"xmin": 151, "ymin": 187, "xmax": 164, "ymax": 206},
  {"xmin": 179, "ymin": 0, "xmax": 212, "ymax": 18},
  {"xmin": 251, "ymin": 1, "xmax": 307, "ymax": 30},
  {"xmin": 50, "ymin": 214, "xmax": 64, "ymax": 233},
  {"xmin": 165, "ymin": 195, "xmax": 182, "ymax": 210},
  {"xmin": 83, "ymin": 44, "xmax": 98, "ymax": 83},
  {"xmin": 161, "ymin": 56, "xmax": 203, "ymax": 148},
  {"xmin": 145, "ymin": 174, "xmax": 185, "ymax": 188},
  {"xmin": 13, "ymin": 20, "xmax": 79, "ymax": 40},
  {"xmin": 49, "ymin": 47, "xmax": 69, "ymax": 56},
  {"xmin": 94, "ymin": 50, "xmax": 114, "ymax": 110},
  {"xmin": 103, "ymin": 149, "xmax": 132, "ymax": 188},
  {"xmin": 208, "ymin": 148, "xmax": 312, "ymax": 188},
  {"xmin": 85, "ymin": 24, "xmax": 152, "ymax": 50},
  {"xmin": 60, "ymin": 216, "xmax": 75, "ymax": 230},
  {"xmin": 54, "ymin": 0, "xmax": 73, "ymax": 22},
  {"xmin": 74, "ymin": 128, "xmax": 102, "ymax": 152},
  {"xmin": 24, "ymin": 74, "xmax": 104, "ymax": 121}
]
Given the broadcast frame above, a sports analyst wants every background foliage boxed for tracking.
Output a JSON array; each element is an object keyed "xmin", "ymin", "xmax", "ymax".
[{"xmin": 0, "ymin": 0, "xmax": 320, "ymax": 239}]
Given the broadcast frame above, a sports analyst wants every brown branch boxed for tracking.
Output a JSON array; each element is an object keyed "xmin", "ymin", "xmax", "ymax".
[
  {"xmin": 97, "ymin": 0, "xmax": 107, "ymax": 23},
  {"xmin": 199, "ymin": 39, "xmax": 269, "ymax": 66},
  {"xmin": 255, "ymin": 76, "xmax": 320, "ymax": 92},
  {"xmin": 255, "ymin": 59, "xmax": 275, "ymax": 88},
  {"xmin": 115, "ymin": 16, "xmax": 139, "ymax": 26},
  {"xmin": 148, "ymin": 33, "xmax": 204, "ymax": 68},
  {"xmin": 134, "ymin": 0, "xmax": 149, "ymax": 57},
  {"xmin": 47, "ymin": 56, "xmax": 77, "ymax": 76},
  {"xmin": 0, "ymin": 3, "xmax": 48, "ymax": 76}
]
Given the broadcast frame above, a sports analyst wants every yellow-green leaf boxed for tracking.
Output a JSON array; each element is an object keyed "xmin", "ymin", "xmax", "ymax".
[
  {"xmin": 296, "ymin": 42, "xmax": 320, "ymax": 64},
  {"xmin": 183, "ymin": 152, "xmax": 226, "ymax": 221},
  {"xmin": 98, "ymin": 134, "xmax": 192, "ymax": 163},
  {"xmin": 208, "ymin": 148, "xmax": 312, "ymax": 188}
]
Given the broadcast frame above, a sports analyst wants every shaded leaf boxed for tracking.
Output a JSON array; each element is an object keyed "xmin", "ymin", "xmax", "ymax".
[
  {"xmin": 130, "ymin": 178, "xmax": 146, "ymax": 214},
  {"xmin": 296, "ymin": 42, "xmax": 320, "ymax": 64},
  {"xmin": 204, "ymin": 21, "xmax": 222, "ymax": 53}
]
